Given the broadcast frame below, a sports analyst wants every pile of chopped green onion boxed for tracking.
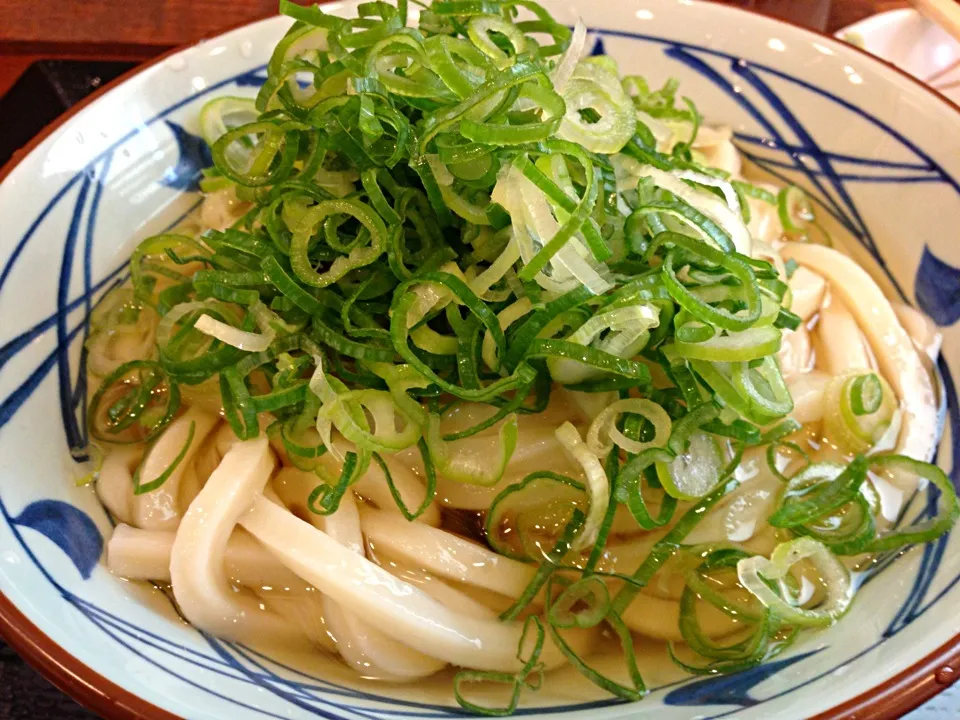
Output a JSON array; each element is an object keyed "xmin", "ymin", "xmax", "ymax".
[{"xmin": 85, "ymin": 0, "xmax": 960, "ymax": 713}]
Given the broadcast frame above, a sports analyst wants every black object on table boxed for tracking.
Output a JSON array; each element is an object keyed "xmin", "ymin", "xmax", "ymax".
[
  {"xmin": 1, "ymin": 59, "xmax": 136, "ymax": 719},
  {"xmin": 0, "ymin": 59, "xmax": 135, "ymax": 167},
  {"xmin": 0, "ymin": 641, "xmax": 97, "ymax": 718}
]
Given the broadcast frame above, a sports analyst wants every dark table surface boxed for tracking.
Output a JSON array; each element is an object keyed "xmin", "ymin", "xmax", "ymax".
[
  {"xmin": 0, "ymin": 0, "xmax": 906, "ymax": 100},
  {"xmin": 0, "ymin": 0, "xmax": 927, "ymax": 718},
  {"xmin": 0, "ymin": 0, "xmax": 896, "ymax": 55}
]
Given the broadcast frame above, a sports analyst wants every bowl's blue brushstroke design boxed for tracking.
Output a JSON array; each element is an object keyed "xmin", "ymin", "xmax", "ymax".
[
  {"xmin": 11, "ymin": 501, "xmax": 103, "ymax": 580},
  {"xmin": 884, "ymin": 354, "xmax": 960, "ymax": 636},
  {"xmin": 71, "ymin": 598, "xmax": 300, "ymax": 720},
  {"xmin": 595, "ymin": 28, "xmax": 960, "ymax": 301},
  {"xmin": 734, "ymin": 133, "xmax": 934, "ymax": 172},
  {"xmin": 0, "ymin": 156, "xmax": 123, "ymax": 433},
  {"xmin": 52, "ymin": 170, "xmax": 93, "ymax": 454},
  {"xmin": 732, "ymin": 62, "xmax": 876, "ymax": 253},
  {"xmin": 732, "ymin": 141, "xmax": 943, "ymax": 183},
  {"xmin": 663, "ymin": 650, "xmax": 822, "ymax": 708},
  {"xmin": 55, "ymin": 154, "xmax": 114, "ymax": 460},
  {"xmin": 0, "ymin": 159, "xmax": 183, "ymax": 438},
  {"xmin": 0, "ymin": 63, "xmax": 267, "ymax": 303},
  {"xmin": 205, "ymin": 636, "xmax": 378, "ymax": 720},
  {"xmin": 916, "ymin": 245, "xmax": 960, "ymax": 326},
  {"xmin": 236, "ymin": 69, "xmax": 269, "ymax": 87},
  {"xmin": 653, "ymin": 42, "xmax": 865, "ymax": 241},
  {"xmin": 2, "ymin": 26, "xmax": 960, "ymax": 720},
  {"xmin": 590, "ymin": 35, "xmax": 605, "ymax": 56},
  {"xmin": 664, "ymin": 46, "xmax": 877, "ymax": 260},
  {"xmin": 0, "ymin": 271, "xmax": 122, "ymax": 375},
  {"xmin": 160, "ymin": 121, "xmax": 213, "ymax": 192}
]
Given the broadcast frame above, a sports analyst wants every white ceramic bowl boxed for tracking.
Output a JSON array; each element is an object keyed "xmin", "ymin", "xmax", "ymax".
[
  {"xmin": 838, "ymin": 8, "xmax": 960, "ymax": 106},
  {"xmin": 2, "ymin": 1, "xmax": 960, "ymax": 718}
]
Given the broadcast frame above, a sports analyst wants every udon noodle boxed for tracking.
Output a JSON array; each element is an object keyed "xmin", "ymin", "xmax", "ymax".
[{"xmin": 82, "ymin": 0, "xmax": 957, "ymax": 712}]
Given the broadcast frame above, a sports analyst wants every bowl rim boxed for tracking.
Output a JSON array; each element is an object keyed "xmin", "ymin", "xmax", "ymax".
[{"xmin": 1, "ymin": 2, "xmax": 960, "ymax": 718}]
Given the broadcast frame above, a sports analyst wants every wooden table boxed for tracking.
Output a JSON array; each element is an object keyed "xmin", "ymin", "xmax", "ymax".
[{"xmin": 0, "ymin": 0, "xmax": 906, "ymax": 99}]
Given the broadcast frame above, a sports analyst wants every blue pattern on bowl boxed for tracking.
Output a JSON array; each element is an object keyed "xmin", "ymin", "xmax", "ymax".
[
  {"xmin": 11, "ymin": 500, "xmax": 103, "ymax": 580},
  {"xmin": 916, "ymin": 247, "xmax": 960, "ymax": 326},
  {"xmin": 161, "ymin": 121, "xmax": 213, "ymax": 192},
  {"xmin": 663, "ymin": 649, "xmax": 822, "ymax": 708}
]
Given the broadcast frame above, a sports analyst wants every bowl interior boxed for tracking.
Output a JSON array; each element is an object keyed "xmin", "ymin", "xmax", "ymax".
[{"xmin": 2, "ymin": 1, "xmax": 960, "ymax": 718}]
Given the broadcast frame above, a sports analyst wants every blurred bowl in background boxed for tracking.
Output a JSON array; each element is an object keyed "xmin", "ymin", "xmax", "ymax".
[{"xmin": 838, "ymin": 8, "xmax": 960, "ymax": 104}]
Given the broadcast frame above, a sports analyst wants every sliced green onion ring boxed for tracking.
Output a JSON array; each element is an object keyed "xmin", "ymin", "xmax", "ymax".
[
  {"xmin": 586, "ymin": 398, "xmax": 672, "ymax": 457},
  {"xmin": 426, "ymin": 412, "xmax": 518, "ymax": 486},
  {"xmin": 737, "ymin": 536, "xmax": 852, "ymax": 627}
]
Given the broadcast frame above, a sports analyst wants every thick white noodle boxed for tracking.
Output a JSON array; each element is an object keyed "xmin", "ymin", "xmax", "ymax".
[
  {"xmin": 686, "ymin": 449, "xmax": 782, "ymax": 549},
  {"xmin": 351, "ymin": 453, "xmax": 442, "ymax": 527},
  {"xmin": 107, "ymin": 525, "xmax": 175, "ymax": 580},
  {"xmin": 322, "ymin": 494, "xmax": 446, "ymax": 680},
  {"xmin": 782, "ymin": 244, "xmax": 939, "ymax": 461},
  {"xmin": 87, "ymin": 313, "xmax": 158, "ymax": 377},
  {"xmin": 787, "ymin": 371, "xmax": 831, "ymax": 424},
  {"xmin": 272, "ymin": 467, "xmax": 445, "ymax": 680},
  {"xmin": 180, "ymin": 452, "xmax": 218, "ymax": 515},
  {"xmin": 177, "ymin": 465, "xmax": 203, "ymax": 514},
  {"xmin": 240, "ymin": 497, "xmax": 597, "ymax": 671},
  {"xmin": 200, "ymin": 187, "xmax": 247, "ymax": 232},
  {"xmin": 181, "ymin": 429, "xmax": 222, "ymax": 505},
  {"xmin": 131, "ymin": 408, "xmax": 219, "ymax": 530},
  {"xmin": 258, "ymin": 592, "xmax": 336, "ymax": 652},
  {"xmin": 564, "ymin": 389, "xmax": 617, "ymax": 424},
  {"xmin": 893, "ymin": 302, "xmax": 943, "ymax": 361},
  {"xmin": 597, "ymin": 534, "xmax": 669, "ymax": 576},
  {"xmin": 611, "ymin": 546, "xmax": 772, "ymax": 637},
  {"xmin": 620, "ymin": 591, "xmax": 739, "ymax": 642},
  {"xmin": 417, "ymin": 423, "xmax": 584, "ymax": 510},
  {"xmin": 787, "ymin": 266, "xmax": 826, "ymax": 323},
  {"xmin": 214, "ymin": 422, "xmax": 243, "ymax": 456},
  {"xmin": 97, "ymin": 445, "xmax": 142, "ymax": 525},
  {"xmin": 745, "ymin": 193, "xmax": 783, "ymax": 243},
  {"xmin": 597, "ymin": 518, "xmax": 770, "ymax": 641},
  {"xmin": 178, "ymin": 376, "xmax": 224, "ymax": 415},
  {"xmin": 777, "ymin": 327, "xmax": 812, "ymax": 379},
  {"xmin": 606, "ymin": 538, "xmax": 769, "ymax": 642},
  {"xmin": 816, "ymin": 293, "xmax": 870, "ymax": 375},
  {"xmin": 107, "ymin": 523, "xmax": 312, "ymax": 593},
  {"xmin": 693, "ymin": 126, "xmax": 741, "ymax": 176},
  {"xmin": 360, "ymin": 507, "xmax": 537, "ymax": 599},
  {"xmin": 381, "ymin": 558, "xmax": 500, "ymax": 619},
  {"xmin": 170, "ymin": 437, "xmax": 305, "ymax": 646}
]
